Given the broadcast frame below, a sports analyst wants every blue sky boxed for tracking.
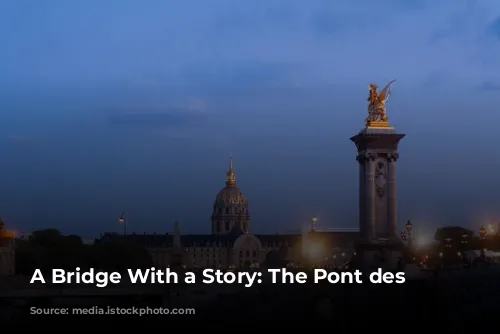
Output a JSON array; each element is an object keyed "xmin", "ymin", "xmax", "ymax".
[{"xmin": 1, "ymin": 0, "xmax": 500, "ymax": 239}]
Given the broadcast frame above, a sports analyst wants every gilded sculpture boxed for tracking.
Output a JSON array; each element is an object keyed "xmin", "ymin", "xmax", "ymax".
[{"xmin": 365, "ymin": 80, "xmax": 395, "ymax": 127}]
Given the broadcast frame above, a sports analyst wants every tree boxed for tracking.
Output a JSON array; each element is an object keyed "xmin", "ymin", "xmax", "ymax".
[
  {"xmin": 262, "ymin": 248, "xmax": 288, "ymax": 269},
  {"xmin": 16, "ymin": 229, "xmax": 90, "ymax": 276},
  {"xmin": 91, "ymin": 238, "xmax": 153, "ymax": 273},
  {"xmin": 434, "ymin": 226, "xmax": 473, "ymax": 244}
]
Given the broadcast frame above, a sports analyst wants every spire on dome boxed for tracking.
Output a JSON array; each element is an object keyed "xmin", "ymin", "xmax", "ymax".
[{"xmin": 225, "ymin": 153, "xmax": 236, "ymax": 187}]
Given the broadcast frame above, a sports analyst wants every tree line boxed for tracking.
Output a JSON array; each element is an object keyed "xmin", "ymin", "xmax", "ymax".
[{"xmin": 14, "ymin": 229, "xmax": 153, "ymax": 276}]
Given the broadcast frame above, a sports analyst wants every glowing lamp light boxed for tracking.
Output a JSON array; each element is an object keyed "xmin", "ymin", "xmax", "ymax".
[
  {"xmin": 119, "ymin": 212, "xmax": 125, "ymax": 223},
  {"xmin": 487, "ymin": 224, "xmax": 495, "ymax": 234},
  {"xmin": 308, "ymin": 243, "xmax": 323, "ymax": 259},
  {"xmin": 415, "ymin": 235, "xmax": 429, "ymax": 247}
]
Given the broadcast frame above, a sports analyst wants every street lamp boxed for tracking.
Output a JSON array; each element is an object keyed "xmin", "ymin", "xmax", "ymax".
[
  {"xmin": 479, "ymin": 226, "xmax": 486, "ymax": 240},
  {"xmin": 119, "ymin": 212, "xmax": 127, "ymax": 236},
  {"xmin": 401, "ymin": 220, "xmax": 415, "ymax": 249},
  {"xmin": 461, "ymin": 232, "xmax": 468, "ymax": 245},
  {"xmin": 311, "ymin": 216, "xmax": 317, "ymax": 232},
  {"xmin": 444, "ymin": 237, "xmax": 452, "ymax": 248},
  {"xmin": 406, "ymin": 220, "xmax": 413, "ymax": 234},
  {"xmin": 479, "ymin": 226, "xmax": 487, "ymax": 255}
]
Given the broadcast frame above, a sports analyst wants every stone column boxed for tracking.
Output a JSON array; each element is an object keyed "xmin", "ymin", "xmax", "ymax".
[
  {"xmin": 386, "ymin": 153, "xmax": 399, "ymax": 239},
  {"xmin": 365, "ymin": 153, "xmax": 376, "ymax": 241},
  {"xmin": 356, "ymin": 154, "xmax": 366, "ymax": 239}
]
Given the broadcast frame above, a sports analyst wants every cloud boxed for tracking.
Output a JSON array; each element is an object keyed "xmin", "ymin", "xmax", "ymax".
[
  {"xmin": 173, "ymin": 98, "xmax": 208, "ymax": 113},
  {"xmin": 2, "ymin": 1, "xmax": 500, "ymax": 90},
  {"xmin": 478, "ymin": 81, "xmax": 500, "ymax": 91},
  {"xmin": 107, "ymin": 108, "xmax": 205, "ymax": 128},
  {"xmin": 178, "ymin": 61, "xmax": 306, "ymax": 92},
  {"xmin": 6, "ymin": 135, "xmax": 33, "ymax": 144},
  {"xmin": 487, "ymin": 16, "xmax": 500, "ymax": 39}
]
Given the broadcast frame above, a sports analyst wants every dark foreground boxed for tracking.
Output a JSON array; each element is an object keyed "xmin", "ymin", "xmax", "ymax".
[{"xmin": 2, "ymin": 274, "xmax": 498, "ymax": 331}]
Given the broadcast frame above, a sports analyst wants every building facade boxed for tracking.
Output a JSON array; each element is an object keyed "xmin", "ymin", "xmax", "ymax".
[{"xmin": 100, "ymin": 157, "xmax": 358, "ymax": 269}]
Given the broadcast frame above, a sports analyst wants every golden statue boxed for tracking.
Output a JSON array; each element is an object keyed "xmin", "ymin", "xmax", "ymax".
[{"xmin": 365, "ymin": 80, "xmax": 395, "ymax": 127}]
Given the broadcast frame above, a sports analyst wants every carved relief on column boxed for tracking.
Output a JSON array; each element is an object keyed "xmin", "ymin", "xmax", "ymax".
[
  {"xmin": 387, "ymin": 153, "xmax": 399, "ymax": 162},
  {"xmin": 375, "ymin": 161, "xmax": 387, "ymax": 198},
  {"xmin": 360, "ymin": 152, "xmax": 377, "ymax": 241},
  {"xmin": 386, "ymin": 152, "xmax": 399, "ymax": 238}
]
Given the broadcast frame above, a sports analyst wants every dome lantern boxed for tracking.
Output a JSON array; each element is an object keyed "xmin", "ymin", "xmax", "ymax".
[{"xmin": 226, "ymin": 153, "xmax": 237, "ymax": 187}]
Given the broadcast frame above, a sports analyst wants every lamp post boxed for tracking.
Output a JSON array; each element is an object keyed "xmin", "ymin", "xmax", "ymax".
[
  {"xmin": 479, "ymin": 226, "xmax": 487, "ymax": 256},
  {"xmin": 119, "ymin": 212, "xmax": 127, "ymax": 236},
  {"xmin": 460, "ymin": 232, "xmax": 468, "ymax": 264},
  {"xmin": 461, "ymin": 232, "xmax": 468, "ymax": 246},
  {"xmin": 479, "ymin": 226, "xmax": 486, "ymax": 240},
  {"xmin": 400, "ymin": 220, "xmax": 415, "ymax": 249},
  {"xmin": 311, "ymin": 216, "xmax": 317, "ymax": 232},
  {"xmin": 444, "ymin": 237, "xmax": 452, "ymax": 248}
]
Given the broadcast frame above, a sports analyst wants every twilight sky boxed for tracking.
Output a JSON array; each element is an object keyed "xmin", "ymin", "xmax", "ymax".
[{"xmin": 1, "ymin": 0, "xmax": 500, "ymax": 239}]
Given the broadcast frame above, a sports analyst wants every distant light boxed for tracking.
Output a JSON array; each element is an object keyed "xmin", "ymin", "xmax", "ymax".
[
  {"xmin": 487, "ymin": 224, "xmax": 495, "ymax": 234},
  {"xmin": 415, "ymin": 235, "xmax": 430, "ymax": 247},
  {"xmin": 307, "ymin": 243, "xmax": 323, "ymax": 259}
]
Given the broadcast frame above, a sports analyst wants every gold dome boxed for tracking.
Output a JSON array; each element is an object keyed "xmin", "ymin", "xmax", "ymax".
[
  {"xmin": 211, "ymin": 155, "xmax": 250, "ymax": 235},
  {"xmin": 215, "ymin": 186, "xmax": 248, "ymax": 206},
  {"xmin": 214, "ymin": 154, "xmax": 248, "ymax": 206}
]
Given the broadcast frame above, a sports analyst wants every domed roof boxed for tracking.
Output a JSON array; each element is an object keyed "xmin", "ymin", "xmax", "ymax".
[
  {"xmin": 213, "ymin": 155, "xmax": 248, "ymax": 207},
  {"xmin": 215, "ymin": 186, "xmax": 248, "ymax": 206},
  {"xmin": 234, "ymin": 233, "xmax": 262, "ymax": 249}
]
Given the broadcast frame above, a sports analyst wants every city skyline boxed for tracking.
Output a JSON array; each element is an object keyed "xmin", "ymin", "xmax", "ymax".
[{"xmin": 1, "ymin": 1, "xmax": 500, "ymax": 238}]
